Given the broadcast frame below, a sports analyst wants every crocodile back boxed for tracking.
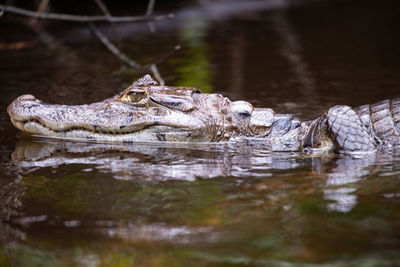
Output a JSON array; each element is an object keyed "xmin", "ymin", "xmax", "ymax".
[{"xmin": 354, "ymin": 98, "xmax": 400, "ymax": 143}]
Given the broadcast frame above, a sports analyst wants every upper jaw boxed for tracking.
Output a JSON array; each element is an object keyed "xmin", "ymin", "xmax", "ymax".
[
  {"xmin": 7, "ymin": 94, "xmax": 206, "ymax": 142},
  {"xmin": 8, "ymin": 91, "xmax": 272, "ymax": 143},
  {"xmin": 7, "ymin": 94, "xmax": 40, "ymax": 122}
]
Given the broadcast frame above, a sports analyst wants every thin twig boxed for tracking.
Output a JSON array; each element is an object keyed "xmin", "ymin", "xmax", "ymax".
[
  {"xmin": 89, "ymin": 22, "xmax": 142, "ymax": 71},
  {"xmin": 90, "ymin": 19, "xmax": 178, "ymax": 85},
  {"xmin": 146, "ymin": 0, "xmax": 157, "ymax": 33},
  {"xmin": 3, "ymin": 1, "xmax": 172, "ymax": 85},
  {"xmin": 155, "ymin": 45, "xmax": 181, "ymax": 65},
  {"xmin": 0, "ymin": 40, "xmax": 39, "ymax": 50},
  {"xmin": 0, "ymin": 4, "xmax": 173, "ymax": 23},
  {"xmin": 146, "ymin": 0, "xmax": 156, "ymax": 16},
  {"xmin": 0, "ymin": 0, "xmax": 10, "ymax": 17},
  {"xmin": 37, "ymin": 0, "xmax": 50, "ymax": 13},
  {"xmin": 90, "ymin": 21, "xmax": 166, "ymax": 84},
  {"xmin": 147, "ymin": 20, "xmax": 155, "ymax": 33},
  {"xmin": 93, "ymin": 0, "xmax": 119, "ymax": 41},
  {"xmin": 89, "ymin": 21, "xmax": 166, "ymax": 86},
  {"xmin": 94, "ymin": 0, "xmax": 111, "ymax": 17},
  {"xmin": 150, "ymin": 64, "xmax": 164, "ymax": 86}
]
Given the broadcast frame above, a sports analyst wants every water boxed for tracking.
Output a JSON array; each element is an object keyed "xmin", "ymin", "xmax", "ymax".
[{"xmin": 1, "ymin": 0, "xmax": 400, "ymax": 266}]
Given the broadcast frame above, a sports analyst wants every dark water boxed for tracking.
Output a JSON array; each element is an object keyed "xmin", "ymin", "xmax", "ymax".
[{"xmin": 1, "ymin": 0, "xmax": 400, "ymax": 266}]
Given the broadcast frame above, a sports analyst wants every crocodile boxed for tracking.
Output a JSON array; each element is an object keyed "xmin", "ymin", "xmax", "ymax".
[{"xmin": 7, "ymin": 75, "xmax": 400, "ymax": 152}]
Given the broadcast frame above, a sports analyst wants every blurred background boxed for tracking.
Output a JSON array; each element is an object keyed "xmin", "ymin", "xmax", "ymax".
[
  {"xmin": 1, "ymin": 0, "xmax": 399, "ymax": 117},
  {"xmin": 1, "ymin": 0, "xmax": 400, "ymax": 266}
]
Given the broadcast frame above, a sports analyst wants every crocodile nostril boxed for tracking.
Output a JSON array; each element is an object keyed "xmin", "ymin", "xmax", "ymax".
[{"xmin": 7, "ymin": 94, "xmax": 41, "ymax": 120}]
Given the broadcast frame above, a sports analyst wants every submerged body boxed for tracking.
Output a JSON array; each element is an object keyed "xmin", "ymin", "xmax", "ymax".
[{"xmin": 7, "ymin": 75, "xmax": 400, "ymax": 152}]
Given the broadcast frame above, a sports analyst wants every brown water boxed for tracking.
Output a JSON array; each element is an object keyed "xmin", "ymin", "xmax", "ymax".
[{"xmin": 1, "ymin": 0, "xmax": 400, "ymax": 266}]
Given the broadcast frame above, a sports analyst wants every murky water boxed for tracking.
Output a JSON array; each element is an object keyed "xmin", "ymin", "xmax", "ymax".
[{"xmin": 1, "ymin": 0, "xmax": 400, "ymax": 266}]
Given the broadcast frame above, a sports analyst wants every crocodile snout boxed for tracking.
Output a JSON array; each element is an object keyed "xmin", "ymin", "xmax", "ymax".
[
  {"xmin": 15, "ymin": 94, "xmax": 38, "ymax": 102},
  {"xmin": 7, "ymin": 94, "xmax": 41, "ymax": 121}
]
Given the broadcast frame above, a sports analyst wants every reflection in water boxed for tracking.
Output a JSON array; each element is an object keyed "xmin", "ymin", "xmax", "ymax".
[
  {"xmin": 1, "ymin": 137, "xmax": 400, "ymax": 265},
  {"xmin": 315, "ymin": 154, "xmax": 378, "ymax": 213},
  {"xmin": 175, "ymin": 17, "xmax": 212, "ymax": 92},
  {"xmin": 2, "ymin": 0, "xmax": 400, "ymax": 264},
  {"xmin": 9, "ymin": 138, "xmax": 394, "ymax": 217},
  {"xmin": 11, "ymin": 139, "xmax": 304, "ymax": 181},
  {"xmin": 229, "ymin": 25, "xmax": 245, "ymax": 94},
  {"xmin": 103, "ymin": 223, "xmax": 214, "ymax": 244},
  {"xmin": 270, "ymin": 7, "xmax": 316, "ymax": 96},
  {"xmin": 324, "ymin": 187, "xmax": 357, "ymax": 213}
]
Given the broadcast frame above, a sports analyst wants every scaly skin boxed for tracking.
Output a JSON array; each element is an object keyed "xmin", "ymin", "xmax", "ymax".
[
  {"xmin": 7, "ymin": 75, "xmax": 254, "ymax": 143},
  {"xmin": 250, "ymin": 99, "xmax": 400, "ymax": 152},
  {"xmin": 7, "ymin": 75, "xmax": 400, "ymax": 152}
]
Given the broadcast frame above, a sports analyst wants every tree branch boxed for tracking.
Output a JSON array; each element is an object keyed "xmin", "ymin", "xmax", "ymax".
[
  {"xmin": 89, "ymin": 22, "xmax": 142, "ymax": 71},
  {"xmin": 89, "ymin": 22, "xmax": 169, "ymax": 85},
  {"xmin": 146, "ymin": 0, "xmax": 156, "ymax": 16},
  {"xmin": 93, "ymin": 0, "xmax": 119, "ymax": 41},
  {"xmin": 0, "ymin": 4, "xmax": 173, "ymax": 23},
  {"xmin": 37, "ymin": 0, "xmax": 50, "ymax": 13},
  {"xmin": 155, "ymin": 45, "xmax": 181, "ymax": 65},
  {"xmin": 2, "ymin": 1, "xmax": 176, "ymax": 85},
  {"xmin": 0, "ymin": 0, "xmax": 10, "ymax": 17},
  {"xmin": 94, "ymin": 0, "xmax": 112, "ymax": 17},
  {"xmin": 150, "ymin": 64, "xmax": 164, "ymax": 86}
]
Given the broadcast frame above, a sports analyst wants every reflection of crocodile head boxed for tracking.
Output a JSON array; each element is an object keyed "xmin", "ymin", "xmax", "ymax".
[
  {"xmin": 11, "ymin": 138, "xmax": 301, "ymax": 181},
  {"xmin": 8, "ymin": 75, "xmax": 255, "ymax": 143}
]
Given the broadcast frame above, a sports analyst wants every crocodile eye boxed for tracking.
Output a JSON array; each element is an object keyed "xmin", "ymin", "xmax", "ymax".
[
  {"xmin": 237, "ymin": 111, "xmax": 251, "ymax": 119},
  {"xmin": 119, "ymin": 88, "xmax": 148, "ymax": 106},
  {"xmin": 127, "ymin": 91, "xmax": 146, "ymax": 102}
]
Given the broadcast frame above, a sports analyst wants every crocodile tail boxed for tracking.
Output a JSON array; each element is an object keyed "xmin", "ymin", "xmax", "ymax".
[{"xmin": 354, "ymin": 98, "xmax": 400, "ymax": 144}]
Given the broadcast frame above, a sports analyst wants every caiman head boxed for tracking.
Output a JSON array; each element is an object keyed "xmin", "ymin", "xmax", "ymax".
[{"xmin": 8, "ymin": 75, "xmax": 255, "ymax": 143}]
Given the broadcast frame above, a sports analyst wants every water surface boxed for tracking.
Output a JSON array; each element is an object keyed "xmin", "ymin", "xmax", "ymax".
[{"xmin": 1, "ymin": 0, "xmax": 400, "ymax": 266}]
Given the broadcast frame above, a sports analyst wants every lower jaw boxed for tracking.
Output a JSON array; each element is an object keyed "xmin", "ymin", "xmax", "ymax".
[{"xmin": 14, "ymin": 121, "xmax": 208, "ymax": 143}]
